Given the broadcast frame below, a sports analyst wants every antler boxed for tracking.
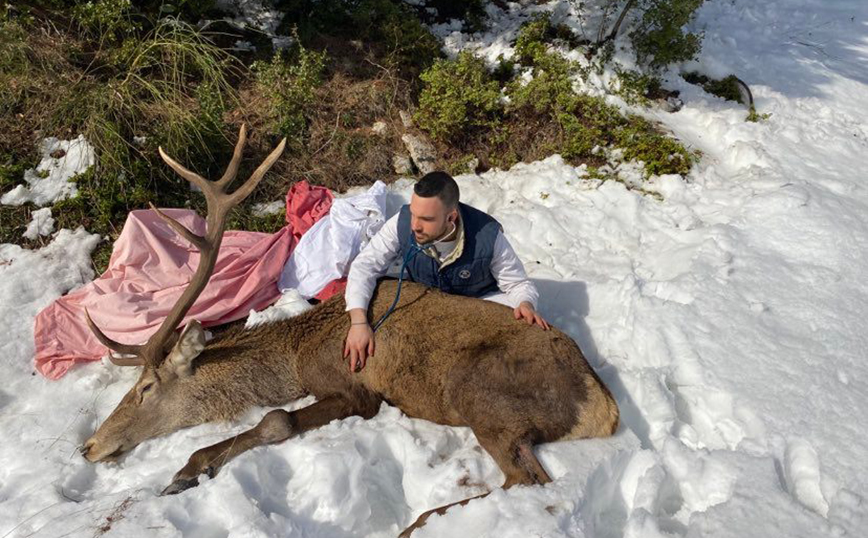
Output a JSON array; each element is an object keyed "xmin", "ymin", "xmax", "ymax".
[{"xmin": 88, "ymin": 125, "xmax": 286, "ymax": 369}]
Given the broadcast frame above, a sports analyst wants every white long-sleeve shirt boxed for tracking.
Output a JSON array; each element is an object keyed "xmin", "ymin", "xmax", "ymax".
[{"xmin": 345, "ymin": 213, "xmax": 539, "ymax": 311}]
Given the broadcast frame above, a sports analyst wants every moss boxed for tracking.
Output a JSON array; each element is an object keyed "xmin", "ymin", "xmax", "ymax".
[{"xmin": 414, "ymin": 51, "xmax": 504, "ymax": 142}]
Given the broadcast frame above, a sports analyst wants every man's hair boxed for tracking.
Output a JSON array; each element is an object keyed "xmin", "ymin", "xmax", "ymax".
[{"xmin": 414, "ymin": 171, "xmax": 459, "ymax": 209}]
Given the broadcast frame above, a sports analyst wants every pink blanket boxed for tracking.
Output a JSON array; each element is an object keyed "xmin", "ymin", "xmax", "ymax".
[{"xmin": 35, "ymin": 181, "xmax": 334, "ymax": 379}]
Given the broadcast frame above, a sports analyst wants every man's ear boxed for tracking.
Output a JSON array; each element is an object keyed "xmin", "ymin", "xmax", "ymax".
[
  {"xmin": 448, "ymin": 209, "xmax": 458, "ymax": 224},
  {"xmin": 165, "ymin": 320, "xmax": 205, "ymax": 378}
]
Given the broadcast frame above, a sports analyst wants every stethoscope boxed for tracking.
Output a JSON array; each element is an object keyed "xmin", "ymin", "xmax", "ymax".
[{"xmin": 372, "ymin": 220, "xmax": 457, "ymax": 332}]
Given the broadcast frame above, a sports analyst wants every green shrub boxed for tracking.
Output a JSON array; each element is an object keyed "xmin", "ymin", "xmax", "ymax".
[
  {"xmin": 73, "ymin": 0, "xmax": 138, "ymax": 43},
  {"xmin": 508, "ymin": 51, "xmax": 575, "ymax": 114},
  {"xmin": 506, "ymin": 22, "xmax": 693, "ymax": 176},
  {"xmin": 278, "ymin": 0, "xmax": 442, "ymax": 78},
  {"xmin": 614, "ymin": 117, "xmax": 692, "ymax": 175},
  {"xmin": 423, "ymin": 0, "xmax": 488, "ymax": 33},
  {"xmin": 1, "ymin": 13, "xmax": 240, "ymax": 245},
  {"xmin": 414, "ymin": 51, "xmax": 503, "ymax": 142},
  {"xmin": 631, "ymin": 0, "xmax": 705, "ymax": 69},
  {"xmin": 514, "ymin": 13, "xmax": 584, "ymax": 66},
  {"xmin": 683, "ymin": 72, "xmax": 743, "ymax": 103},
  {"xmin": 746, "ymin": 106, "xmax": 771, "ymax": 123},
  {"xmin": 253, "ymin": 42, "xmax": 328, "ymax": 146},
  {"xmin": 614, "ymin": 68, "xmax": 663, "ymax": 105},
  {"xmin": 514, "ymin": 14, "xmax": 551, "ymax": 65}
]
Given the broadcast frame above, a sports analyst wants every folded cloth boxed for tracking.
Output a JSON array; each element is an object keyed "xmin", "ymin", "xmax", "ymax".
[
  {"xmin": 34, "ymin": 181, "xmax": 334, "ymax": 379},
  {"xmin": 279, "ymin": 181, "xmax": 388, "ymax": 298}
]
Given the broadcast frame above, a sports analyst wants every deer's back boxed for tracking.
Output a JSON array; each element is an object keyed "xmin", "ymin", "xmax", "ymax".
[{"xmin": 296, "ymin": 281, "xmax": 601, "ymax": 434}]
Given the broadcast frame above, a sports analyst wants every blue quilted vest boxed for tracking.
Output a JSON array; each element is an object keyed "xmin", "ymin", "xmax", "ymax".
[{"xmin": 397, "ymin": 202, "xmax": 501, "ymax": 297}]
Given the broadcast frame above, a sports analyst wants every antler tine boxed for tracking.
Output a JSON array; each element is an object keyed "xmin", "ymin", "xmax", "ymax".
[
  {"xmin": 85, "ymin": 309, "xmax": 144, "ymax": 359},
  {"xmin": 109, "ymin": 354, "xmax": 146, "ymax": 367},
  {"xmin": 228, "ymin": 137, "xmax": 287, "ymax": 207},
  {"xmin": 149, "ymin": 203, "xmax": 208, "ymax": 251},
  {"xmin": 158, "ymin": 147, "xmax": 212, "ymax": 196},
  {"xmin": 216, "ymin": 124, "xmax": 247, "ymax": 189}
]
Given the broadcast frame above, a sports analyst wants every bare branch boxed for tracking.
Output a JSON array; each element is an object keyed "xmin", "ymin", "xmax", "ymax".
[{"xmin": 606, "ymin": 0, "xmax": 636, "ymax": 43}]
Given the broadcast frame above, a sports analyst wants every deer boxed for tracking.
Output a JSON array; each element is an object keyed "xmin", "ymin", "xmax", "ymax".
[{"xmin": 79, "ymin": 125, "xmax": 620, "ymax": 537}]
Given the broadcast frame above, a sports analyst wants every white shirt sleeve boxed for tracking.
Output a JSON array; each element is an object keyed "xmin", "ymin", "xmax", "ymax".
[
  {"xmin": 344, "ymin": 213, "xmax": 402, "ymax": 311},
  {"xmin": 490, "ymin": 231, "xmax": 540, "ymax": 309}
]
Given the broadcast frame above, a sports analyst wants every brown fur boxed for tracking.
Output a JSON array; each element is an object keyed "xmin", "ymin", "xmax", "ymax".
[{"xmin": 83, "ymin": 279, "xmax": 619, "ymax": 534}]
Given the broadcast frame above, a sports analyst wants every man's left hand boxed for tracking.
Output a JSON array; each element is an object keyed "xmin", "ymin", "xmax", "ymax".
[{"xmin": 514, "ymin": 301, "xmax": 550, "ymax": 330}]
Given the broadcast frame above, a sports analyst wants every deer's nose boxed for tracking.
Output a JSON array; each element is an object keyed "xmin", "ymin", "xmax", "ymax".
[{"xmin": 79, "ymin": 440, "xmax": 94, "ymax": 458}]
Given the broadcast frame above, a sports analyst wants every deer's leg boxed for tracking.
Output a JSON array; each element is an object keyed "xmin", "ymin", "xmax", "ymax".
[
  {"xmin": 162, "ymin": 394, "xmax": 379, "ymax": 495},
  {"xmin": 399, "ymin": 433, "xmax": 551, "ymax": 538}
]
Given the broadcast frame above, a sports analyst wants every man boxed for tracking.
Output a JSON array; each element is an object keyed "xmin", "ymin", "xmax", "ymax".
[{"xmin": 343, "ymin": 171, "xmax": 549, "ymax": 372}]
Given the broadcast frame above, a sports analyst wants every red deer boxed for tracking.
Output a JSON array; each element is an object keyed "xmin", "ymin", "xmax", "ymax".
[{"xmin": 79, "ymin": 126, "xmax": 619, "ymax": 536}]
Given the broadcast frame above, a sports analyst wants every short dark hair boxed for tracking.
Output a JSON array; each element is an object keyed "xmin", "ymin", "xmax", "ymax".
[{"xmin": 414, "ymin": 171, "xmax": 459, "ymax": 209}]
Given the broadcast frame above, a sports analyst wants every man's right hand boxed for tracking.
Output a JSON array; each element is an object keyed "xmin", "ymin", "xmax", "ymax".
[{"xmin": 344, "ymin": 322, "xmax": 375, "ymax": 372}]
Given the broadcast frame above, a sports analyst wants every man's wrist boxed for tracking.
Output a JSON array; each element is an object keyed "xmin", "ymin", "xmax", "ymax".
[{"xmin": 348, "ymin": 308, "xmax": 369, "ymax": 325}]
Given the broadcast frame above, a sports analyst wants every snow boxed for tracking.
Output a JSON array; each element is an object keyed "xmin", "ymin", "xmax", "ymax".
[
  {"xmin": 22, "ymin": 208, "xmax": 55, "ymax": 240},
  {"xmin": 252, "ymin": 200, "xmax": 285, "ymax": 217},
  {"xmin": 215, "ymin": 0, "xmax": 291, "ymax": 50},
  {"xmin": 2, "ymin": 0, "xmax": 868, "ymax": 537},
  {"xmin": 0, "ymin": 135, "xmax": 95, "ymax": 207}
]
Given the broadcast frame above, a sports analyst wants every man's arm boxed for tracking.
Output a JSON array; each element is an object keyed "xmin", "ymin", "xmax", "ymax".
[
  {"xmin": 344, "ymin": 214, "xmax": 402, "ymax": 312},
  {"xmin": 490, "ymin": 231, "xmax": 549, "ymax": 330},
  {"xmin": 343, "ymin": 214, "xmax": 402, "ymax": 371}
]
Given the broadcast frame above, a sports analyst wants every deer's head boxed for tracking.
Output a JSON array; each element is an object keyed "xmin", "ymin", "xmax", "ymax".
[
  {"xmin": 80, "ymin": 126, "xmax": 285, "ymax": 462},
  {"xmin": 81, "ymin": 322, "xmax": 209, "ymax": 461}
]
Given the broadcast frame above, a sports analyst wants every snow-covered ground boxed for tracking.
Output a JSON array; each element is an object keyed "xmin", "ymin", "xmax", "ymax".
[{"xmin": 1, "ymin": 0, "xmax": 867, "ymax": 536}]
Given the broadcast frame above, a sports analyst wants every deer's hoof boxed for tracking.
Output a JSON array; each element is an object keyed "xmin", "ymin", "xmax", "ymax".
[{"xmin": 160, "ymin": 475, "xmax": 200, "ymax": 496}]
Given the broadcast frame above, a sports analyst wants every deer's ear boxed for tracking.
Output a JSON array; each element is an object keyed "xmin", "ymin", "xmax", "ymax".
[{"xmin": 166, "ymin": 320, "xmax": 205, "ymax": 378}]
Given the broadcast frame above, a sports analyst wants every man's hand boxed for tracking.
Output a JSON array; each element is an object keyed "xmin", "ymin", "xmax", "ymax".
[
  {"xmin": 514, "ymin": 301, "xmax": 550, "ymax": 330},
  {"xmin": 344, "ymin": 309, "xmax": 375, "ymax": 372}
]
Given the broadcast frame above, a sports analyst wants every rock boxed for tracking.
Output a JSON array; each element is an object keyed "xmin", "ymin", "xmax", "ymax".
[
  {"xmin": 661, "ymin": 96, "xmax": 684, "ymax": 113},
  {"xmin": 399, "ymin": 110, "xmax": 414, "ymax": 128},
  {"xmin": 393, "ymin": 154, "xmax": 414, "ymax": 175},
  {"xmin": 401, "ymin": 133, "xmax": 437, "ymax": 175},
  {"xmin": 466, "ymin": 157, "xmax": 480, "ymax": 174},
  {"xmin": 371, "ymin": 121, "xmax": 388, "ymax": 135}
]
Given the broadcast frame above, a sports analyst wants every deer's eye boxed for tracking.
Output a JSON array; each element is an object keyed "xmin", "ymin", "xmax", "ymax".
[{"xmin": 137, "ymin": 382, "xmax": 155, "ymax": 404}]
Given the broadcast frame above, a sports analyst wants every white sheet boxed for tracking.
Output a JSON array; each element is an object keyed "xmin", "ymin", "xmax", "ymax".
[{"xmin": 278, "ymin": 181, "xmax": 388, "ymax": 298}]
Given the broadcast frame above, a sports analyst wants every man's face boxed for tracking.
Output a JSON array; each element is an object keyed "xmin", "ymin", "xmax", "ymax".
[{"xmin": 409, "ymin": 194, "xmax": 457, "ymax": 244}]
